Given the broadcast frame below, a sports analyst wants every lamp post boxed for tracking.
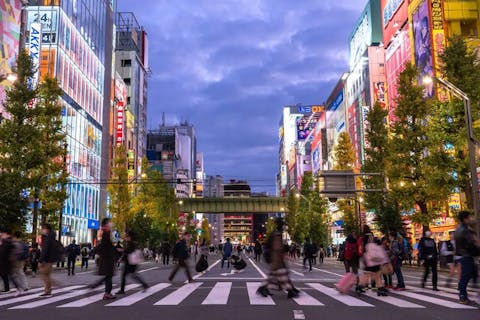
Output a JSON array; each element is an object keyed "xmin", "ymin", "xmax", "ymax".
[{"xmin": 424, "ymin": 76, "xmax": 480, "ymax": 237}]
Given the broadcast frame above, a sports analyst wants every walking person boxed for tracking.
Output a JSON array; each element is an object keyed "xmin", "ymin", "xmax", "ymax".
[
  {"xmin": 161, "ymin": 241, "xmax": 171, "ymax": 265},
  {"xmin": 168, "ymin": 232, "xmax": 193, "ymax": 282},
  {"xmin": 0, "ymin": 226, "xmax": 14, "ymax": 293},
  {"xmin": 389, "ymin": 231, "xmax": 406, "ymax": 290},
  {"xmin": 440, "ymin": 230, "xmax": 458, "ymax": 288},
  {"xmin": 39, "ymin": 223, "xmax": 60, "ymax": 297},
  {"xmin": 257, "ymin": 218, "xmax": 299, "ymax": 298},
  {"xmin": 11, "ymin": 231, "xmax": 29, "ymax": 295},
  {"xmin": 29, "ymin": 244, "xmax": 40, "ymax": 277},
  {"xmin": 319, "ymin": 244, "xmax": 325, "ymax": 264},
  {"xmin": 343, "ymin": 233, "xmax": 359, "ymax": 274},
  {"xmin": 116, "ymin": 231, "xmax": 149, "ymax": 294},
  {"xmin": 254, "ymin": 240, "xmax": 262, "ymax": 262},
  {"xmin": 455, "ymin": 211, "xmax": 480, "ymax": 305},
  {"xmin": 80, "ymin": 245, "xmax": 90, "ymax": 270},
  {"xmin": 418, "ymin": 230, "xmax": 438, "ymax": 290},
  {"xmin": 221, "ymin": 238, "xmax": 233, "ymax": 269},
  {"xmin": 381, "ymin": 237, "xmax": 393, "ymax": 289},
  {"xmin": 66, "ymin": 240, "xmax": 80, "ymax": 276},
  {"xmin": 89, "ymin": 218, "xmax": 118, "ymax": 300},
  {"xmin": 303, "ymin": 237, "xmax": 314, "ymax": 271}
]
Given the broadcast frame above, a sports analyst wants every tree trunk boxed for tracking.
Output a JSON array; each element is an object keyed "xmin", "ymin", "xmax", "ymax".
[
  {"xmin": 418, "ymin": 201, "xmax": 430, "ymax": 232},
  {"xmin": 31, "ymin": 190, "xmax": 39, "ymax": 245}
]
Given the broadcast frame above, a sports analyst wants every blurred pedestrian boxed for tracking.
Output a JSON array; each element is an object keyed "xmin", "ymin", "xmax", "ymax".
[
  {"xmin": 0, "ymin": 226, "xmax": 14, "ymax": 293},
  {"xmin": 66, "ymin": 240, "xmax": 80, "ymax": 276},
  {"xmin": 39, "ymin": 223, "xmax": 60, "ymax": 297},
  {"xmin": 89, "ymin": 218, "xmax": 118, "ymax": 299},
  {"xmin": 418, "ymin": 230, "xmax": 438, "ymax": 291},
  {"xmin": 169, "ymin": 232, "xmax": 193, "ymax": 282},
  {"xmin": 257, "ymin": 218, "xmax": 299, "ymax": 299},
  {"xmin": 29, "ymin": 243, "xmax": 40, "ymax": 277},
  {"xmin": 389, "ymin": 231, "xmax": 406, "ymax": 290},
  {"xmin": 254, "ymin": 240, "xmax": 262, "ymax": 262},
  {"xmin": 80, "ymin": 245, "xmax": 90, "ymax": 270},
  {"xmin": 303, "ymin": 237, "xmax": 314, "ymax": 271},
  {"xmin": 455, "ymin": 211, "xmax": 480, "ymax": 305},
  {"xmin": 440, "ymin": 230, "xmax": 458, "ymax": 288},
  {"xmin": 116, "ymin": 231, "xmax": 149, "ymax": 294},
  {"xmin": 221, "ymin": 238, "xmax": 233, "ymax": 268},
  {"xmin": 11, "ymin": 231, "xmax": 29, "ymax": 295},
  {"xmin": 162, "ymin": 241, "xmax": 171, "ymax": 265}
]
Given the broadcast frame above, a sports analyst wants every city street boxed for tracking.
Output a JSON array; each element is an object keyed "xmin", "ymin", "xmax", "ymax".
[{"xmin": 0, "ymin": 255, "xmax": 478, "ymax": 320}]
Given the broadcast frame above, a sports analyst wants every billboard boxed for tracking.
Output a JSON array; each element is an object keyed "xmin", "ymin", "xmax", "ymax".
[
  {"xmin": 412, "ymin": 0, "xmax": 434, "ymax": 97},
  {"xmin": 0, "ymin": 0, "xmax": 22, "ymax": 110},
  {"xmin": 381, "ymin": 0, "xmax": 408, "ymax": 45}
]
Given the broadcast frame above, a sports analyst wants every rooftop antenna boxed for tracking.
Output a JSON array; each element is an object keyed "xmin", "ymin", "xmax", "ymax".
[{"xmin": 162, "ymin": 112, "xmax": 165, "ymax": 127}]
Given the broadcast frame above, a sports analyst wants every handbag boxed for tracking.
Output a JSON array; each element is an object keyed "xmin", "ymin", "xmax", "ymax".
[
  {"xmin": 380, "ymin": 262, "xmax": 394, "ymax": 275},
  {"xmin": 128, "ymin": 249, "xmax": 144, "ymax": 265},
  {"xmin": 195, "ymin": 255, "xmax": 208, "ymax": 272},
  {"xmin": 364, "ymin": 243, "xmax": 389, "ymax": 267}
]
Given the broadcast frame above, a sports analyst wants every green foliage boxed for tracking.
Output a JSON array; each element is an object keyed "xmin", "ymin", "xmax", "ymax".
[
  {"xmin": 333, "ymin": 132, "xmax": 356, "ymax": 170},
  {"xmin": 265, "ymin": 217, "xmax": 276, "ymax": 237},
  {"xmin": 200, "ymin": 218, "xmax": 211, "ymax": 243}
]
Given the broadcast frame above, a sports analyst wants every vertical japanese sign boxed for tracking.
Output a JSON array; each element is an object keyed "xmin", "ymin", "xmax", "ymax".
[
  {"xmin": 29, "ymin": 22, "xmax": 41, "ymax": 89},
  {"xmin": 116, "ymin": 101, "xmax": 124, "ymax": 145},
  {"xmin": 430, "ymin": 0, "xmax": 448, "ymax": 100}
]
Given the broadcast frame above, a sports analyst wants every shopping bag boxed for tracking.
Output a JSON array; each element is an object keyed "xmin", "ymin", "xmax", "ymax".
[
  {"xmin": 195, "ymin": 255, "xmax": 208, "ymax": 272},
  {"xmin": 335, "ymin": 272, "xmax": 356, "ymax": 293}
]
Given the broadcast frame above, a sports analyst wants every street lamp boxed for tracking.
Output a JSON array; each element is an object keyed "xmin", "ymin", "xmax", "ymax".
[{"xmin": 424, "ymin": 76, "xmax": 480, "ymax": 237}]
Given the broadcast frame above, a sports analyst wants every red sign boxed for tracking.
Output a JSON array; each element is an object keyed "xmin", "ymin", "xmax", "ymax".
[
  {"xmin": 381, "ymin": 0, "xmax": 408, "ymax": 46},
  {"xmin": 115, "ymin": 101, "xmax": 124, "ymax": 145}
]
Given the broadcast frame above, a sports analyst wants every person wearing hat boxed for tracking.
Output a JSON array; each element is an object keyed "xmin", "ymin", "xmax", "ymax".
[{"xmin": 455, "ymin": 211, "xmax": 480, "ymax": 305}]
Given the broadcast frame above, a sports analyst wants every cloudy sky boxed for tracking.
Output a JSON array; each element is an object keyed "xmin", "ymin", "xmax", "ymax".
[{"xmin": 117, "ymin": 0, "xmax": 368, "ymax": 194}]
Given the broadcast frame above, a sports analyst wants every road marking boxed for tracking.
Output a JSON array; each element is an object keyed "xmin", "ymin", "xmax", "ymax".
[
  {"xmin": 362, "ymin": 290, "xmax": 425, "ymax": 308},
  {"xmin": 154, "ymin": 282, "xmax": 203, "ymax": 305},
  {"xmin": 291, "ymin": 270, "xmax": 305, "ymax": 277},
  {"xmin": 293, "ymin": 263, "xmax": 343, "ymax": 277},
  {"xmin": 246, "ymin": 282, "xmax": 275, "ymax": 305},
  {"xmin": 292, "ymin": 291, "xmax": 324, "ymax": 306},
  {"xmin": 0, "ymin": 286, "xmax": 83, "ymax": 307},
  {"xmin": 248, "ymin": 258, "xmax": 268, "ymax": 279},
  {"xmin": 57, "ymin": 284, "xmax": 139, "ymax": 307},
  {"xmin": 191, "ymin": 259, "xmax": 221, "ymax": 281},
  {"xmin": 293, "ymin": 310, "xmax": 305, "ymax": 319},
  {"xmin": 0, "ymin": 287, "xmax": 44, "ymax": 299},
  {"xmin": 220, "ymin": 269, "xmax": 245, "ymax": 276},
  {"xmin": 10, "ymin": 286, "xmax": 103, "ymax": 309},
  {"xmin": 393, "ymin": 290, "xmax": 476, "ymax": 309},
  {"xmin": 106, "ymin": 283, "xmax": 170, "ymax": 307},
  {"xmin": 202, "ymin": 282, "xmax": 232, "ymax": 305},
  {"xmin": 307, "ymin": 283, "xmax": 373, "ymax": 307},
  {"xmin": 196, "ymin": 277, "xmax": 265, "ymax": 280},
  {"xmin": 138, "ymin": 266, "xmax": 159, "ymax": 273}
]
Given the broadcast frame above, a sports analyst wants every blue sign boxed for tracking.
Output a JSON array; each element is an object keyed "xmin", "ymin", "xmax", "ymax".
[
  {"xmin": 87, "ymin": 219, "xmax": 99, "ymax": 230},
  {"xmin": 327, "ymin": 91, "xmax": 344, "ymax": 112}
]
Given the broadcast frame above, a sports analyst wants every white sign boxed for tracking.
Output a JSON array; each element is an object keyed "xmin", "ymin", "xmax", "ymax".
[
  {"xmin": 349, "ymin": 14, "xmax": 370, "ymax": 69},
  {"xmin": 29, "ymin": 22, "xmax": 42, "ymax": 89},
  {"xmin": 28, "ymin": 7, "xmax": 58, "ymax": 32}
]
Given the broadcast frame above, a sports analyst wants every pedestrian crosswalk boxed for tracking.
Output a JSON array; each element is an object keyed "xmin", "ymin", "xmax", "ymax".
[{"xmin": 0, "ymin": 282, "xmax": 478, "ymax": 310}]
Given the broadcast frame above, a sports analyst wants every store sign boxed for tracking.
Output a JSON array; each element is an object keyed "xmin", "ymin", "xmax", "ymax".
[
  {"xmin": 88, "ymin": 219, "xmax": 99, "ymax": 230},
  {"xmin": 297, "ymin": 105, "xmax": 324, "ymax": 114},
  {"xmin": 115, "ymin": 101, "xmax": 124, "ymax": 145},
  {"xmin": 327, "ymin": 91, "xmax": 344, "ymax": 112},
  {"xmin": 350, "ymin": 14, "xmax": 370, "ymax": 68},
  {"xmin": 373, "ymin": 82, "xmax": 387, "ymax": 108},
  {"xmin": 431, "ymin": 0, "xmax": 444, "ymax": 30},
  {"xmin": 29, "ymin": 23, "xmax": 41, "ymax": 89},
  {"xmin": 28, "ymin": 8, "xmax": 58, "ymax": 32}
]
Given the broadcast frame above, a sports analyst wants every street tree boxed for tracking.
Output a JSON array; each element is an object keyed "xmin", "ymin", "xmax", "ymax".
[
  {"xmin": 361, "ymin": 102, "xmax": 402, "ymax": 234},
  {"xmin": 200, "ymin": 218, "xmax": 211, "ymax": 243},
  {"xmin": 285, "ymin": 191, "xmax": 299, "ymax": 242},
  {"xmin": 387, "ymin": 63, "xmax": 453, "ymax": 230}
]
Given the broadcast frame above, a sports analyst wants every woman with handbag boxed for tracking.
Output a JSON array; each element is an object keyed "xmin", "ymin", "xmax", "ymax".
[{"xmin": 116, "ymin": 231, "xmax": 149, "ymax": 294}]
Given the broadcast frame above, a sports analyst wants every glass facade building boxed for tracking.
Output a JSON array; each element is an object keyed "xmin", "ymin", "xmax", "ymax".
[{"xmin": 26, "ymin": 0, "xmax": 114, "ymax": 243}]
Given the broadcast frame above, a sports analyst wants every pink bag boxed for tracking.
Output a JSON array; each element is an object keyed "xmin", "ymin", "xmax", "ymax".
[{"xmin": 335, "ymin": 272, "xmax": 356, "ymax": 294}]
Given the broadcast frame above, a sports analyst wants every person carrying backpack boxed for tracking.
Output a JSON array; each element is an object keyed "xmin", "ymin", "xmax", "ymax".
[
  {"xmin": 343, "ymin": 233, "xmax": 359, "ymax": 274},
  {"xmin": 80, "ymin": 246, "xmax": 90, "ymax": 270},
  {"xmin": 418, "ymin": 230, "xmax": 438, "ymax": 291}
]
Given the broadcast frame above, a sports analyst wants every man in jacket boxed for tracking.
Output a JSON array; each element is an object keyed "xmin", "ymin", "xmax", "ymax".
[
  {"xmin": 221, "ymin": 238, "xmax": 233, "ymax": 269},
  {"xmin": 116, "ymin": 231, "xmax": 149, "ymax": 294},
  {"xmin": 39, "ymin": 223, "xmax": 58, "ymax": 297},
  {"xmin": 455, "ymin": 211, "xmax": 480, "ymax": 305},
  {"xmin": 418, "ymin": 230, "xmax": 438, "ymax": 291},
  {"xmin": 168, "ymin": 232, "xmax": 193, "ymax": 282},
  {"xmin": 11, "ymin": 231, "xmax": 29, "ymax": 295},
  {"xmin": 303, "ymin": 238, "xmax": 314, "ymax": 271},
  {"xmin": 389, "ymin": 231, "xmax": 406, "ymax": 290},
  {"xmin": 66, "ymin": 240, "xmax": 80, "ymax": 276}
]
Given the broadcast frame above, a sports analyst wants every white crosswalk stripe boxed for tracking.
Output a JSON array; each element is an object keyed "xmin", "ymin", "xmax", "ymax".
[
  {"xmin": 202, "ymin": 282, "xmax": 232, "ymax": 305},
  {"xmin": 106, "ymin": 283, "xmax": 171, "ymax": 307},
  {"xmin": 0, "ymin": 282, "xmax": 478, "ymax": 309},
  {"xmin": 0, "ymin": 287, "xmax": 45, "ymax": 299},
  {"xmin": 247, "ymin": 282, "xmax": 275, "ymax": 305},
  {"xmin": 57, "ymin": 284, "xmax": 140, "ymax": 308},
  {"xmin": 154, "ymin": 282, "xmax": 202, "ymax": 305},
  {"xmin": 307, "ymin": 283, "xmax": 374, "ymax": 307}
]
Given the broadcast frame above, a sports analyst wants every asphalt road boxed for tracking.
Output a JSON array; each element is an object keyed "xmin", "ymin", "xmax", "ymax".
[{"xmin": 0, "ymin": 255, "xmax": 478, "ymax": 320}]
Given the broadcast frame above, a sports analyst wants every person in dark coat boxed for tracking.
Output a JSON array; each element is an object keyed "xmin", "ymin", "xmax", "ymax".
[
  {"xmin": 0, "ymin": 226, "xmax": 14, "ymax": 292},
  {"xmin": 162, "ymin": 241, "xmax": 171, "ymax": 265},
  {"xmin": 39, "ymin": 223, "xmax": 58, "ymax": 296},
  {"xmin": 66, "ymin": 240, "xmax": 80, "ymax": 276},
  {"xmin": 89, "ymin": 218, "xmax": 118, "ymax": 299},
  {"xmin": 168, "ymin": 232, "xmax": 193, "ymax": 282},
  {"xmin": 116, "ymin": 231, "xmax": 149, "ymax": 294}
]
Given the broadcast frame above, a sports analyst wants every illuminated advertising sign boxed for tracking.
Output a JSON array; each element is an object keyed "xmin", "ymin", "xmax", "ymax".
[
  {"xmin": 296, "ymin": 105, "xmax": 324, "ymax": 114},
  {"xmin": 412, "ymin": 0, "xmax": 434, "ymax": 98},
  {"xmin": 280, "ymin": 164, "xmax": 287, "ymax": 188},
  {"xmin": 350, "ymin": 14, "xmax": 370, "ymax": 69},
  {"xmin": 312, "ymin": 148, "xmax": 320, "ymax": 174},
  {"xmin": 430, "ymin": 0, "xmax": 446, "ymax": 91},
  {"xmin": 127, "ymin": 149, "xmax": 135, "ymax": 180},
  {"xmin": 0, "ymin": 0, "xmax": 22, "ymax": 110},
  {"xmin": 115, "ymin": 101, "xmax": 124, "ymax": 145},
  {"xmin": 381, "ymin": 0, "xmax": 408, "ymax": 45},
  {"xmin": 373, "ymin": 82, "xmax": 387, "ymax": 108},
  {"xmin": 385, "ymin": 25, "xmax": 411, "ymax": 123},
  {"xmin": 296, "ymin": 115, "xmax": 318, "ymax": 140},
  {"xmin": 29, "ymin": 22, "xmax": 42, "ymax": 89}
]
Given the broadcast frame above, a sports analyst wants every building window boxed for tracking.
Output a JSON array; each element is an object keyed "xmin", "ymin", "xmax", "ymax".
[
  {"xmin": 461, "ymin": 20, "xmax": 478, "ymax": 37},
  {"xmin": 124, "ymin": 78, "xmax": 131, "ymax": 85},
  {"xmin": 121, "ymin": 59, "xmax": 132, "ymax": 67}
]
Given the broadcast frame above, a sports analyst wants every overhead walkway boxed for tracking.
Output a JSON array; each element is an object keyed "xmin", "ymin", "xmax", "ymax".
[{"xmin": 176, "ymin": 197, "xmax": 288, "ymax": 213}]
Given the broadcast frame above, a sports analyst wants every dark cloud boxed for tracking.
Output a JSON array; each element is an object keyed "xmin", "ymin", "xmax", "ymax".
[{"xmin": 117, "ymin": 0, "xmax": 368, "ymax": 194}]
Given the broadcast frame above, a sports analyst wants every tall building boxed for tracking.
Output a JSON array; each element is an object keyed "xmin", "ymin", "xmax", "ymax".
[
  {"xmin": 204, "ymin": 175, "xmax": 224, "ymax": 244},
  {"xmin": 24, "ymin": 0, "xmax": 115, "ymax": 243},
  {"xmin": 146, "ymin": 122, "xmax": 197, "ymax": 197},
  {"xmin": 223, "ymin": 180, "xmax": 252, "ymax": 243},
  {"xmin": 114, "ymin": 12, "xmax": 149, "ymax": 181}
]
